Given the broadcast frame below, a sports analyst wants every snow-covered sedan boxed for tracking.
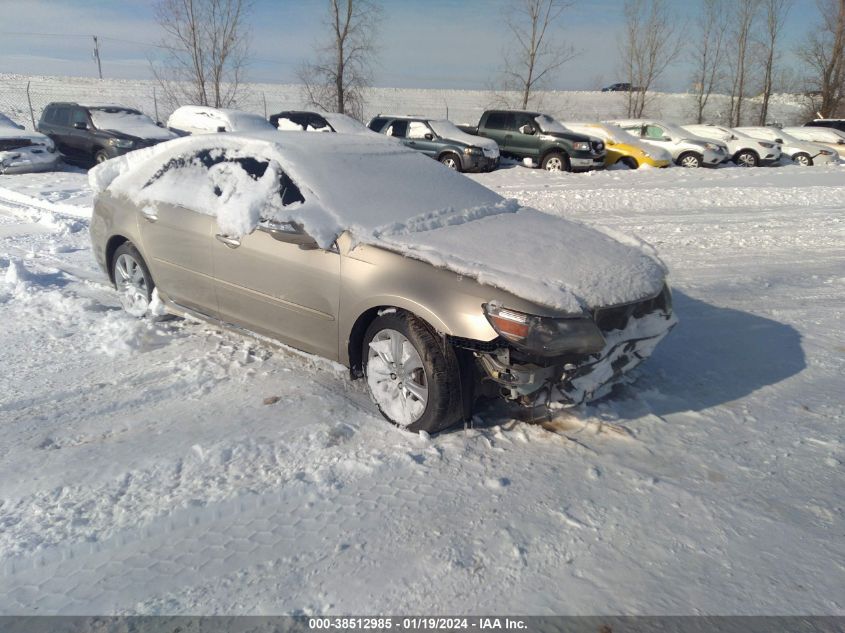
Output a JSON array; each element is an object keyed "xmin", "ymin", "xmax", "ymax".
[
  {"xmin": 271, "ymin": 111, "xmax": 375, "ymax": 135},
  {"xmin": 89, "ymin": 132, "xmax": 675, "ymax": 433},
  {"xmin": 0, "ymin": 112, "xmax": 60, "ymax": 174},
  {"xmin": 736, "ymin": 127, "xmax": 838, "ymax": 166},
  {"xmin": 166, "ymin": 106, "xmax": 276, "ymax": 135},
  {"xmin": 682, "ymin": 124, "xmax": 781, "ymax": 167},
  {"xmin": 611, "ymin": 119, "xmax": 729, "ymax": 168}
]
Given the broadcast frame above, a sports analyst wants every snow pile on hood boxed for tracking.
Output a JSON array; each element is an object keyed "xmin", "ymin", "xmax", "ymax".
[
  {"xmin": 428, "ymin": 120, "xmax": 499, "ymax": 154},
  {"xmin": 0, "ymin": 112, "xmax": 25, "ymax": 130},
  {"xmin": 323, "ymin": 113, "xmax": 374, "ymax": 135},
  {"xmin": 89, "ymin": 109, "xmax": 176, "ymax": 141},
  {"xmin": 90, "ymin": 131, "xmax": 667, "ymax": 311},
  {"xmin": 167, "ymin": 106, "xmax": 275, "ymax": 134}
]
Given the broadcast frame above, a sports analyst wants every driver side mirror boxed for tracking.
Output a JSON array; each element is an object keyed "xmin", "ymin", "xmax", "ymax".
[
  {"xmin": 73, "ymin": 121, "xmax": 88, "ymax": 130},
  {"xmin": 519, "ymin": 124, "xmax": 536, "ymax": 135},
  {"xmin": 424, "ymin": 133, "xmax": 434, "ymax": 140},
  {"xmin": 661, "ymin": 136, "xmax": 672, "ymax": 142},
  {"xmin": 264, "ymin": 221, "xmax": 319, "ymax": 250},
  {"xmin": 775, "ymin": 138, "xmax": 784, "ymax": 144}
]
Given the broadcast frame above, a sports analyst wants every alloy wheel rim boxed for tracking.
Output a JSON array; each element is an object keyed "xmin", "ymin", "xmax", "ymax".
[
  {"xmin": 366, "ymin": 328, "xmax": 428, "ymax": 426},
  {"xmin": 795, "ymin": 155, "xmax": 809, "ymax": 166},
  {"xmin": 738, "ymin": 153, "xmax": 755, "ymax": 167},
  {"xmin": 443, "ymin": 157, "xmax": 458, "ymax": 169},
  {"xmin": 114, "ymin": 253, "xmax": 150, "ymax": 316},
  {"xmin": 681, "ymin": 155, "xmax": 699, "ymax": 168},
  {"xmin": 545, "ymin": 157, "xmax": 563, "ymax": 171}
]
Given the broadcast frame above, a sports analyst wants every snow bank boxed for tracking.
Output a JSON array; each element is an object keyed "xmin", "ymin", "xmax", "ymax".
[{"xmin": 90, "ymin": 131, "xmax": 667, "ymax": 311}]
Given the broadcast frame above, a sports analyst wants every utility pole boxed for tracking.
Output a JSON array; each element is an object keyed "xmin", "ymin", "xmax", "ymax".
[{"xmin": 93, "ymin": 35, "xmax": 103, "ymax": 79}]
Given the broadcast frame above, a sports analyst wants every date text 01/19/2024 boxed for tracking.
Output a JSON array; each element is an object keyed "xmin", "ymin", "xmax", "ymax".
[{"xmin": 307, "ymin": 618, "xmax": 528, "ymax": 630}]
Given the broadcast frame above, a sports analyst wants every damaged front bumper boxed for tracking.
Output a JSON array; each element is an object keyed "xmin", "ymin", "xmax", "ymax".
[{"xmin": 470, "ymin": 289, "xmax": 677, "ymax": 407}]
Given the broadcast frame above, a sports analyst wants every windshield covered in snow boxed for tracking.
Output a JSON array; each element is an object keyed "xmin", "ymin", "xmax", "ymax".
[
  {"xmin": 534, "ymin": 114, "xmax": 569, "ymax": 134},
  {"xmin": 0, "ymin": 112, "xmax": 24, "ymax": 130},
  {"xmin": 90, "ymin": 108, "xmax": 175, "ymax": 140}
]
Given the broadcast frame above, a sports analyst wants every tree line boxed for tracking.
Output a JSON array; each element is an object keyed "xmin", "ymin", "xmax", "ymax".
[{"xmin": 151, "ymin": 0, "xmax": 845, "ymax": 123}]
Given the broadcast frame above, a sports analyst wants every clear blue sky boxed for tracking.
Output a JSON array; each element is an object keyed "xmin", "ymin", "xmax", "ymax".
[{"xmin": 0, "ymin": 0, "xmax": 821, "ymax": 90}]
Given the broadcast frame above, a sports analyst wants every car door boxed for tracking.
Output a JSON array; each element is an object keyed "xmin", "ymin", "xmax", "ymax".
[
  {"xmin": 481, "ymin": 112, "xmax": 514, "ymax": 153},
  {"xmin": 211, "ymin": 171, "xmax": 341, "ymax": 360},
  {"xmin": 135, "ymin": 152, "xmax": 219, "ymax": 316},
  {"xmin": 404, "ymin": 120, "xmax": 439, "ymax": 157},
  {"xmin": 67, "ymin": 107, "xmax": 93, "ymax": 157},
  {"xmin": 45, "ymin": 106, "xmax": 73, "ymax": 155},
  {"xmin": 509, "ymin": 112, "xmax": 541, "ymax": 159}
]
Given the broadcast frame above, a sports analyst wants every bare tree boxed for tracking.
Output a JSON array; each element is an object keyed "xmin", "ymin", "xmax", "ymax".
[
  {"xmin": 798, "ymin": 0, "xmax": 845, "ymax": 118},
  {"xmin": 152, "ymin": 0, "xmax": 252, "ymax": 108},
  {"xmin": 726, "ymin": 0, "xmax": 760, "ymax": 126},
  {"xmin": 690, "ymin": 0, "xmax": 729, "ymax": 123},
  {"xmin": 620, "ymin": 0, "xmax": 684, "ymax": 118},
  {"xmin": 756, "ymin": 0, "xmax": 792, "ymax": 124},
  {"xmin": 297, "ymin": 0, "xmax": 381, "ymax": 121},
  {"xmin": 496, "ymin": 0, "xmax": 577, "ymax": 110}
]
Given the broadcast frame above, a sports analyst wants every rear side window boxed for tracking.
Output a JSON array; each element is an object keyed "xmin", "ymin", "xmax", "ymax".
[
  {"xmin": 53, "ymin": 107, "xmax": 71, "ymax": 126},
  {"xmin": 368, "ymin": 117, "xmax": 389, "ymax": 132},
  {"xmin": 485, "ymin": 112, "xmax": 511, "ymax": 130}
]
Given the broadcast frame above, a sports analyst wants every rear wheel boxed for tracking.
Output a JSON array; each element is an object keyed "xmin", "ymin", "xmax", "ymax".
[
  {"xmin": 363, "ymin": 310, "xmax": 461, "ymax": 433},
  {"xmin": 678, "ymin": 152, "xmax": 702, "ymax": 168},
  {"xmin": 734, "ymin": 150, "xmax": 759, "ymax": 167},
  {"xmin": 112, "ymin": 242, "xmax": 154, "ymax": 317},
  {"xmin": 439, "ymin": 153, "xmax": 462, "ymax": 172},
  {"xmin": 792, "ymin": 152, "xmax": 812, "ymax": 166},
  {"xmin": 541, "ymin": 151, "xmax": 570, "ymax": 172}
]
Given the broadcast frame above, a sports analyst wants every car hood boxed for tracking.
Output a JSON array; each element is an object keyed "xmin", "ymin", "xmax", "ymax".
[
  {"xmin": 0, "ymin": 127, "xmax": 52, "ymax": 146},
  {"xmin": 364, "ymin": 204, "xmax": 668, "ymax": 314}
]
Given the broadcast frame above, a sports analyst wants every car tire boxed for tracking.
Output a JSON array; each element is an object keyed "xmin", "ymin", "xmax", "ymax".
[
  {"xmin": 620, "ymin": 156, "xmax": 639, "ymax": 169},
  {"xmin": 112, "ymin": 242, "xmax": 155, "ymax": 317},
  {"xmin": 734, "ymin": 150, "xmax": 759, "ymax": 167},
  {"xmin": 439, "ymin": 153, "xmax": 463, "ymax": 172},
  {"xmin": 792, "ymin": 152, "xmax": 813, "ymax": 166},
  {"xmin": 363, "ymin": 310, "xmax": 462, "ymax": 434},
  {"xmin": 678, "ymin": 152, "xmax": 702, "ymax": 168},
  {"xmin": 541, "ymin": 151, "xmax": 570, "ymax": 172},
  {"xmin": 94, "ymin": 149, "xmax": 110, "ymax": 164}
]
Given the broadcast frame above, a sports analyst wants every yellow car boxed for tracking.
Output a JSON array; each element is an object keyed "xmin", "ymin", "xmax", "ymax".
[{"xmin": 562, "ymin": 122, "xmax": 672, "ymax": 168}]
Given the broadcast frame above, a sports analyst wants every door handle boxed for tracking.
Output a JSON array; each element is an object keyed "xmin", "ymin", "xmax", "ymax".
[
  {"xmin": 215, "ymin": 234, "xmax": 241, "ymax": 248},
  {"xmin": 141, "ymin": 207, "xmax": 158, "ymax": 222}
]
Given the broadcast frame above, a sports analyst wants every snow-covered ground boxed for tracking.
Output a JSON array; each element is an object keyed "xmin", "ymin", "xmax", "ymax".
[{"xmin": 0, "ymin": 161, "xmax": 843, "ymax": 615}]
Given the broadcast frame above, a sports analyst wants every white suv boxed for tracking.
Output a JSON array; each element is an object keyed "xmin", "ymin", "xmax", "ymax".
[
  {"xmin": 610, "ymin": 119, "xmax": 728, "ymax": 168},
  {"xmin": 682, "ymin": 124, "xmax": 781, "ymax": 167},
  {"xmin": 735, "ymin": 127, "xmax": 838, "ymax": 166},
  {"xmin": 782, "ymin": 126, "xmax": 845, "ymax": 159}
]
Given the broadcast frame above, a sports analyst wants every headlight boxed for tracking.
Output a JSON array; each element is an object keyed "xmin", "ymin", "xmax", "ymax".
[
  {"xmin": 572, "ymin": 141, "xmax": 591, "ymax": 151},
  {"xmin": 759, "ymin": 142, "xmax": 774, "ymax": 148},
  {"xmin": 641, "ymin": 149, "xmax": 652, "ymax": 158},
  {"xmin": 483, "ymin": 303, "xmax": 606, "ymax": 356},
  {"xmin": 463, "ymin": 146, "xmax": 483, "ymax": 156},
  {"xmin": 704, "ymin": 142, "xmax": 722, "ymax": 152},
  {"xmin": 109, "ymin": 138, "xmax": 134, "ymax": 148}
]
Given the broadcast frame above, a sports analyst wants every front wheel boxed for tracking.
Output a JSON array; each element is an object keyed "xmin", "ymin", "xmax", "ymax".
[
  {"xmin": 678, "ymin": 152, "xmax": 702, "ymax": 168},
  {"xmin": 792, "ymin": 152, "xmax": 812, "ymax": 166},
  {"xmin": 734, "ymin": 150, "xmax": 759, "ymax": 167},
  {"xmin": 620, "ymin": 156, "xmax": 639, "ymax": 169},
  {"xmin": 94, "ymin": 149, "xmax": 110, "ymax": 164},
  {"xmin": 541, "ymin": 151, "xmax": 570, "ymax": 172},
  {"xmin": 363, "ymin": 311, "xmax": 461, "ymax": 433},
  {"xmin": 439, "ymin": 153, "xmax": 462, "ymax": 172},
  {"xmin": 112, "ymin": 242, "xmax": 154, "ymax": 317}
]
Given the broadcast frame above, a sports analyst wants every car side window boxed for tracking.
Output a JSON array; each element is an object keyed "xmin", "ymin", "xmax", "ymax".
[
  {"xmin": 407, "ymin": 121, "xmax": 431, "ymax": 139},
  {"xmin": 368, "ymin": 117, "xmax": 389, "ymax": 132},
  {"xmin": 513, "ymin": 113, "xmax": 535, "ymax": 132},
  {"xmin": 644, "ymin": 125, "xmax": 665, "ymax": 139},
  {"xmin": 485, "ymin": 112, "xmax": 509, "ymax": 130},
  {"xmin": 53, "ymin": 107, "xmax": 70, "ymax": 126},
  {"xmin": 71, "ymin": 109, "xmax": 88, "ymax": 127},
  {"xmin": 384, "ymin": 120, "xmax": 408, "ymax": 138}
]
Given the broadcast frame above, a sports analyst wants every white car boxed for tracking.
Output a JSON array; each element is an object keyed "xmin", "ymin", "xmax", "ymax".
[
  {"xmin": 682, "ymin": 124, "xmax": 781, "ymax": 167},
  {"xmin": 562, "ymin": 122, "xmax": 674, "ymax": 167},
  {"xmin": 735, "ymin": 127, "xmax": 838, "ymax": 166},
  {"xmin": 782, "ymin": 126, "xmax": 845, "ymax": 159},
  {"xmin": 0, "ymin": 112, "xmax": 60, "ymax": 174},
  {"xmin": 166, "ymin": 106, "xmax": 275, "ymax": 136},
  {"xmin": 610, "ymin": 119, "xmax": 729, "ymax": 168}
]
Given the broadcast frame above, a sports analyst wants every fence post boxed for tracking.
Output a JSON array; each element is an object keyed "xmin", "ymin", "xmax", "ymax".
[
  {"xmin": 262, "ymin": 92, "xmax": 267, "ymax": 119},
  {"xmin": 153, "ymin": 87, "xmax": 159, "ymax": 123},
  {"xmin": 26, "ymin": 81, "xmax": 36, "ymax": 129}
]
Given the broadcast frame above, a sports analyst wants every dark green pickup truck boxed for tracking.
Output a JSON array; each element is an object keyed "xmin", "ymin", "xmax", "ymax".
[{"xmin": 459, "ymin": 110, "xmax": 605, "ymax": 172}]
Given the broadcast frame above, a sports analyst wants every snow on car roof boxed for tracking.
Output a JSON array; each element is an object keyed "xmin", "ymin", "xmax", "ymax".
[
  {"xmin": 90, "ymin": 131, "xmax": 666, "ymax": 311},
  {"xmin": 167, "ymin": 106, "xmax": 275, "ymax": 132}
]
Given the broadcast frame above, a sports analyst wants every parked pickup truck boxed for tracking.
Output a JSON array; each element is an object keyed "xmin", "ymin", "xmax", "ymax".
[{"xmin": 459, "ymin": 110, "xmax": 605, "ymax": 171}]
